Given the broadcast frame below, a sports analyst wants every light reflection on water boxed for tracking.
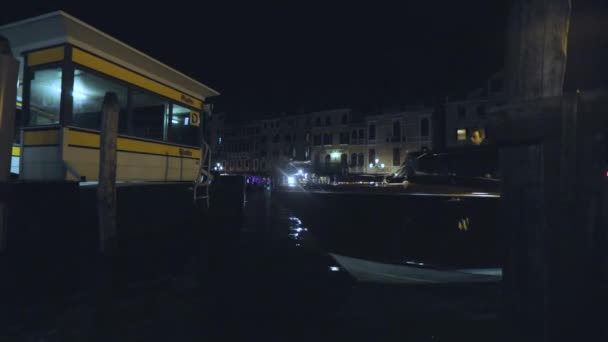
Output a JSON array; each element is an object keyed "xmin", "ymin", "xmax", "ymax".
[{"xmin": 287, "ymin": 215, "xmax": 308, "ymax": 242}]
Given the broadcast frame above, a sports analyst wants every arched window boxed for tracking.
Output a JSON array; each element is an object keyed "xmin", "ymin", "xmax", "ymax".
[
  {"xmin": 341, "ymin": 154, "xmax": 348, "ymax": 167},
  {"xmin": 351, "ymin": 153, "xmax": 357, "ymax": 167},
  {"xmin": 314, "ymin": 152, "xmax": 320, "ymax": 166},
  {"xmin": 357, "ymin": 153, "xmax": 364, "ymax": 167},
  {"xmin": 324, "ymin": 154, "xmax": 331, "ymax": 169}
]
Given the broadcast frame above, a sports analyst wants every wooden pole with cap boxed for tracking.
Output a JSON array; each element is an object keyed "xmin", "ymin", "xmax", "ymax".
[{"xmin": 98, "ymin": 92, "xmax": 119, "ymax": 253}]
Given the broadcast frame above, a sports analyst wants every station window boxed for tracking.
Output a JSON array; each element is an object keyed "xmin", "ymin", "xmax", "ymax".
[
  {"xmin": 131, "ymin": 90, "xmax": 170, "ymax": 141},
  {"xmin": 71, "ymin": 69, "xmax": 128, "ymax": 131},
  {"xmin": 29, "ymin": 68, "xmax": 62, "ymax": 126},
  {"xmin": 169, "ymin": 104, "xmax": 198, "ymax": 146}
]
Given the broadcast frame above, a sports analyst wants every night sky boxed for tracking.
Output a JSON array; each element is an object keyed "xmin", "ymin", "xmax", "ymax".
[{"xmin": 2, "ymin": 1, "xmax": 605, "ymax": 121}]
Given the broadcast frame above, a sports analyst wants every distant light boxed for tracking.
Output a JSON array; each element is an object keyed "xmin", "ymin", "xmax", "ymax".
[
  {"xmin": 405, "ymin": 260, "xmax": 425, "ymax": 266},
  {"xmin": 287, "ymin": 176, "xmax": 296, "ymax": 186},
  {"xmin": 304, "ymin": 173, "xmax": 308, "ymax": 178},
  {"xmin": 330, "ymin": 151, "xmax": 341, "ymax": 159},
  {"xmin": 471, "ymin": 192, "xmax": 489, "ymax": 195},
  {"xmin": 298, "ymin": 169, "xmax": 303, "ymax": 175},
  {"xmin": 369, "ymin": 163, "xmax": 374, "ymax": 168},
  {"xmin": 171, "ymin": 119, "xmax": 179, "ymax": 124},
  {"xmin": 329, "ymin": 266, "xmax": 340, "ymax": 272},
  {"xmin": 380, "ymin": 163, "xmax": 385, "ymax": 168},
  {"xmin": 184, "ymin": 117, "xmax": 190, "ymax": 125},
  {"xmin": 375, "ymin": 158, "xmax": 379, "ymax": 164}
]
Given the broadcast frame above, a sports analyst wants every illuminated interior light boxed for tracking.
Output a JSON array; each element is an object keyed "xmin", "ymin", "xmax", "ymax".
[{"xmin": 369, "ymin": 163, "xmax": 374, "ymax": 168}]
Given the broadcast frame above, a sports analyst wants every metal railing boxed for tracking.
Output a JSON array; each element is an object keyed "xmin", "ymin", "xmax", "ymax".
[{"xmin": 193, "ymin": 140, "xmax": 213, "ymax": 207}]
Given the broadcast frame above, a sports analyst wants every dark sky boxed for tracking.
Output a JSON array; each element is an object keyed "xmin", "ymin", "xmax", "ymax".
[{"xmin": 2, "ymin": 1, "xmax": 513, "ymax": 119}]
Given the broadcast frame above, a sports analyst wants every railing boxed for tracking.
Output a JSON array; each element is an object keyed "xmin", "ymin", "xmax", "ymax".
[{"xmin": 193, "ymin": 140, "xmax": 213, "ymax": 207}]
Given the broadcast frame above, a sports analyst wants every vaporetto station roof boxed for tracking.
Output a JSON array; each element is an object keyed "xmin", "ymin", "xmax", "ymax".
[{"xmin": 0, "ymin": 11, "xmax": 219, "ymax": 102}]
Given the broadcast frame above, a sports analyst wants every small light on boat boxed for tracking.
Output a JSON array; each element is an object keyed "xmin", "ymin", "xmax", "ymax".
[{"xmin": 329, "ymin": 266, "xmax": 340, "ymax": 272}]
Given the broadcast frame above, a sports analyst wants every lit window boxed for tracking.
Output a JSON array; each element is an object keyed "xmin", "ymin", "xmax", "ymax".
[
  {"xmin": 71, "ymin": 68, "xmax": 128, "ymax": 131},
  {"xmin": 457, "ymin": 129, "xmax": 467, "ymax": 141},
  {"xmin": 132, "ymin": 90, "xmax": 170, "ymax": 141},
  {"xmin": 169, "ymin": 104, "xmax": 198, "ymax": 146},
  {"xmin": 29, "ymin": 68, "xmax": 63, "ymax": 126}
]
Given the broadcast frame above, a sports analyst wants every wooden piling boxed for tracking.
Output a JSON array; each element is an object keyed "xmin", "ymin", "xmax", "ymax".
[
  {"xmin": 98, "ymin": 92, "xmax": 119, "ymax": 254},
  {"xmin": 498, "ymin": 1, "xmax": 608, "ymax": 340},
  {"xmin": 0, "ymin": 36, "xmax": 19, "ymax": 252}
]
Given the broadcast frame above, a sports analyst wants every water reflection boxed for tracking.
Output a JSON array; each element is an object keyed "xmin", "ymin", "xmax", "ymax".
[{"xmin": 287, "ymin": 215, "xmax": 310, "ymax": 243}]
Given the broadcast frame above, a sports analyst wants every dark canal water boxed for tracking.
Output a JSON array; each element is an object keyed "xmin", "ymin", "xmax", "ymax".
[
  {"xmin": 274, "ymin": 189, "xmax": 501, "ymax": 270},
  {"xmin": 0, "ymin": 183, "xmax": 502, "ymax": 341}
]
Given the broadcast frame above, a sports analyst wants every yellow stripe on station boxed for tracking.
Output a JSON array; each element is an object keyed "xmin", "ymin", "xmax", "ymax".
[
  {"xmin": 66, "ymin": 128, "xmax": 200, "ymax": 159},
  {"xmin": 22, "ymin": 128, "xmax": 61, "ymax": 146},
  {"xmin": 71, "ymin": 48, "xmax": 203, "ymax": 109},
  {"xmin": 12, "ymin": 146, "xmax": 20, "ymax": 157},
  {"xmin": 27, "ymin": 46, "xmax": 65, "ymax": 66}
]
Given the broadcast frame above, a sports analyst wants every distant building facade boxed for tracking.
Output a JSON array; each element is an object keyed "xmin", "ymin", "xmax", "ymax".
[
  {"xmin": 444, "ymin": 72, "xmax": 506, "ymax": 149},
  {"xmin": 208, "ymin": 113, "xmax": 313, "ymax": 175},
  {"xmin": 211, "ymin": 106, "xmax": 433, "ymax": 177},
  {"xmin": 309, "ymin": 108, "xmax": 433, "ymax": 176}
]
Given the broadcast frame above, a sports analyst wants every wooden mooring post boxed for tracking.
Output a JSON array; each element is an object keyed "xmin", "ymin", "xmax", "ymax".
[
  {"xmin": 0, "ymin": 36, "xmax": 18, "ymax": 252},
  {"xmin": 98, "ymin": 92, "xmax": 119, "ymax": 254},
  {"xmin": 493, "ymin": 0, "xmax": 608, "ymax": 340}
]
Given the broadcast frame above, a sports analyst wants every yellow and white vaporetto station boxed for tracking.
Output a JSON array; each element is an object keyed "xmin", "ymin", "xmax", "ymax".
[{"xmin": 0, "ymin": 11, "xmax": 219, "ymax": 183}]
